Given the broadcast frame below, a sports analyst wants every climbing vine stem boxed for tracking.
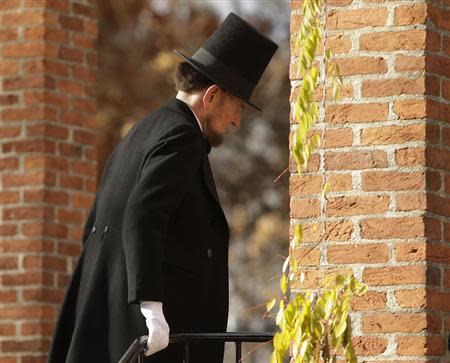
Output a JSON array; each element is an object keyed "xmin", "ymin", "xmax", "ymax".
[{"xmin": 267, "ymin": 1, "xmax": 367, "ymax": 362}]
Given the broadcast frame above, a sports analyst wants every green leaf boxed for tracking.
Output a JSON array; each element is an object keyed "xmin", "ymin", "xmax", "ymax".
[
  {"xmin": 333, "ymin": 316, "xmax": 347, "ymax": 338},
  {"xmin": 280, "ymin": 273, "xmax": 288, "ymax": 295},
  {"xmin": 266, "ymin": 298, "xmax": 276, "ymax": 312}
]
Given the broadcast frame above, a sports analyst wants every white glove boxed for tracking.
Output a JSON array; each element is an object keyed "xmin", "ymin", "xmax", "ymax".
[{"xmin": 140, "ymin": 301, "xmax": 170, "ymax": 356}]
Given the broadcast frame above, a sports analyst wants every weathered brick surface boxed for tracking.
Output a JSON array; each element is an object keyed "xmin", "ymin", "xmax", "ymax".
[
  {"xmin": 0, "ymin": 1, "xmax": 98, "ymax": 362},
  {"xmin": 290, "ymin": 0, "xmax": 450, "ymax": 360}
]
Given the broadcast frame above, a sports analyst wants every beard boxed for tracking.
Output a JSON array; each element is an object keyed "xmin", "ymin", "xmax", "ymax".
[{"xmin": 202, "ymin": 112, "xmax": 223, "ymax": 147}]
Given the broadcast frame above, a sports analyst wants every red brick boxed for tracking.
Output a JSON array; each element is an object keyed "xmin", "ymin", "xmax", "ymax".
[
  {"xmin": 0, "ymin": 290, "xmax": 17, "ymax": 303},
  {"xmin": 323, "ymin": 128, "xmax": 353, "ymax": 148},
  {"xmin": 325, "ymin": 150, "xmax": 387, "ymax": 170},
  {"xmin": 0, "ymin": 224, "xmax": 18, "ymax": 236},
  {"xmin": 2, "ymin": 106, "xmax": 57, "ymax": 122},
  {"xmin": 1, "ymin": 59, "xmax": 20, "ymax": 76},
  {"xmin": 1, "ymin": 125, "xmax": 21, "ymax": 138},
  {"xmin": 74, "ymin": 129, "xmax": 96, "ymax": 145},
  {"xmin": 24, "ymin": 59, "xmax": 69, "ymax": 77},
  {"xmin": 351, "ymin": 291, "xmax": 387, "ymax": 311},
  {"xmin": 428, "ymin": 99, "xmax": 450, "ymax": 123},
  {"xmin": 327, "ymin": 174, "xmax": 352, "ymax": 192},
  {"xmin": 394, "ymin": 3, "xmax": 428, "ymax": 26},
  {"xmin": 290, "ymin": 175, "xmax": 322, "ymax": 195},
  {"xmin": 1, "ymin": 94, "xmax": 19, "ymax": 105},
  {"xmin": 353, "ymin": 336, "xmax": 388, "ymax": 356},
  {"xmin": 3, "ymin": 140, "xmax": 56, "ymax": 153},
  {"xmin": 57, "ymin": 242, "xmax": 81, "ymax": 256},
  {"xmin": 26, "ymin": 124, "xmax": 69, "ymax": 139},
  {"xmin": 24, "ymin": 90, "xmax": 69, "ymax": 107},
  {"xmin": 0, "ymin": 191, "xmax": 20, "ymax": 204},
  {"xmin": 73, "ymin": 66, "xmax": 95, "ymax": 82},
  {"xmin": 0, "ymin": 156, "xmax": 19, "ymax": 170},
  {"xmin": 360, "ymin": 217, "xmax": 425, "ymax": 239},
  {"xmin": 326, "ymin": 195, "xmax": 389, "ymax": 216},
  {"xmin": 428, "ymin": 242, "xmax": 450, "ymax": 264},
  {"xmin": 325, "ymin": 220, "xmax": 354, "ymax": 242},
  {"xmin": 59, "ymin": 143, "xmax": 82, "ymax": 158},
  {"xmin": 56, "ymin": 79, "xmax": 84, "ymax": 96},
  {"xmin": 2, "ymin": 206, "xmax": 54, "ymax": 221},
  {"xmin": 428, "ymin": 290, "xmax": 450, "ymax": 311},
  {"xmin": 2, "ymin": 171, "xmax": 56, "ymax": 187},
  {"xmin": 23, "ymin": 255, "xmax": 67, "ymax": 272},
  {"xmin": 396, "ymin": 192, "xmax": 426, "ymax": 211},
  {"xmin": 59, "ymin": 46, "xmax": 83, "ymax": 62},
  {"xmin": 395, "ymin": 147, "xmax": 425, "ymax": 167},
  {"xmin": 394, "ymin": 99, "xmax": 427, "ymax": 119},
  {"xmin": 426, "ymin": 148, "xmax": 450, "ymax": 170},
  {"xmin": 326, "ymin": 103, "xmax": 388, "ymax": 123},
  {"xmin": 23, "ymin": 222, "xmax": 68, "ymax": 238},
  {"xmin": 1, "ymin": 272, "xmax": 53, "ymax": 286},
  {"xmin": 1, "ymin": 338, "xmax": 51, "ymax": 353},
  {"xmin": 24, "ymin": 189, "xmax": 69, "ymax": 205},
  {"xmin": 290, "ymin": 246, "xmax": 320, "ymax": 265},
  {"xmin": 21, "ymin": 321, "xmax": 56, "ymax": 336},
  {"xmin": 59, "ymin": 15, "xmax": 84, "ymax": 31},
  {"xmin": 72, "ymin": 33, "xmax": 95, "ymax": 49},
  {"xmin": 59, "ymin": 175, "xmax": 83, "ymax": 189},
  {"xmin": 3, "ymin": 43, "xmax": 58, "ymax": 58},
  {"xmin": 0, "ymin": 324, "xmax": 16, "ymax": 336},
  {"xmin": 360, "ymin": 29, "xmax": 427, "ymax": 51},
  {"xmin": 57, "ymin": 209, "xmax": 83, "ymax": 224},
  {"xmin": 443, "ymin": 80, "xmax": 450, "ymax": 101},
  {"xmin": 24, "ymin": 156, "xmax": 69, "ymax": 171},
  {"xmin": 361, "ymin": 77, "xmax": 424, "ymax": 98},
  {"xmin": 60, "ymin": 110, "xmax": 84, "ymax": 125},
  {"xmin": 395, "ymin": 288, "xmax": 427, "ymax": 308},
  {"xmin": 363, "ymin": 266, "xmax": 426, "ymax": 286},
  {"xmin": 1, "ymin": 11, "xmax": 46, "ymax": 26},
  {"xmin": 427, "ymin": 55, "xmax": 450, "ymax": 78},
  {"xmin": 327, "ymin": 8, "xmax": 387, "ymax": 29},
  {"xmin": 328, "ymin": 243, "xmax": 389, "ymax": 263},
  {"xmin": 0, "ymin": 256, "xmax": 18, "ymax": 270},
  {"xmin": 362, "ymin": 313, "xmax": 431, "ymax": 333},
  {"xmin": 395, "ymin": 242, "xmax": 426, "ymax": 262},
  {"xmin": 0, "ymin": 239, "xmax": 53, "ymax": 253},
  {"xmin": 397, "ymin": 336, "xmax": 446, "ymax": 356},
  {"xmin": 362, "ymin": 171, "xmax": 424, "ymax": 192},
  {"xmin": 290, "ymin": 198, "xmax": 320, "ymax": 218},
  {"xmin": 361, "ymin": 124, "xmax": 425, "ymax": 145},
  {"xmin": 72, "ymin": 2, "xmax": 96, "ymax": 17},
  {"xmin": 429, "ymin": 4, "xmax": 450, "ymax": 31},
  {"xmin": 70, "ymin": 160, "xmax": 96, "ymax": 176},
  {"xmin": 335, "ymin": 57, "xmax": 388, "ymax": 76},
  {"xmin": 426, "ymin": 171, "xmax": 441, "ymax": 192}
]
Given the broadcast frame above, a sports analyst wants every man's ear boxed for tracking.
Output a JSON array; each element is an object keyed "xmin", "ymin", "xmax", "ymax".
[{"xmin": 203, "ymin": 84, "xmax": 220, "ymax": 108}]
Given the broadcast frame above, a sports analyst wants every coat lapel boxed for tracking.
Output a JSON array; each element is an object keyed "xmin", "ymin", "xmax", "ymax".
[{"xmin": 164, "ymin": 98, "xmax": 222, "ymax": 207}]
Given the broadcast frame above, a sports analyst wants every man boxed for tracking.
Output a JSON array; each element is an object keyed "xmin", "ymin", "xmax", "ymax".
[{"xmin": 48, "ymin": 12, "xmax": 277, "ymax": 363}]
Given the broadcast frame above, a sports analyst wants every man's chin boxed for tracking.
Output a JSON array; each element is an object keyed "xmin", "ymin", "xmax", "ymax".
[{"xmin": 205, "ymin": 133, "xmax": 223, "ymax": 147}]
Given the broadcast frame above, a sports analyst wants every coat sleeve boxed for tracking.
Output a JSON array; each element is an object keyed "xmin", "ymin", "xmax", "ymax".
[{"xmin": 122, "ymin": 124, "xmax": 203, "ymax": 304}]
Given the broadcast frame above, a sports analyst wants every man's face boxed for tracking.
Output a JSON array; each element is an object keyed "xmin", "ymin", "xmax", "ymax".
[{"xmin": 203, "ymin": 90, "xmax": 246, "ymax": 147}]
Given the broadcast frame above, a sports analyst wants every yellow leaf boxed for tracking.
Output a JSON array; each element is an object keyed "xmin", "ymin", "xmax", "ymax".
[{"xmin": 266, "ymin": 298, "xmax": 277, "ymax": 312}]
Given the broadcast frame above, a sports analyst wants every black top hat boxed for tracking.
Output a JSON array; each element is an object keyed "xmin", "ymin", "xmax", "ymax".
[{"xmin": 174, "ymin": 12, "xmax": 278, "ymax": 112}]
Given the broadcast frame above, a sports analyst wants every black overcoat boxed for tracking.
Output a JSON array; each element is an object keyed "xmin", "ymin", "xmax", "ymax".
[{"xmin": 48, "ymin": 98, "xmax": 230, "ymax": 363}]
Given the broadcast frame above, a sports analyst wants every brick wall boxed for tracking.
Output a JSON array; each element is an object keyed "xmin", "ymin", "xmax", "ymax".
[
  {"xmin": 290, "ymin": 0, "xmax": 449, "ymax": 360},
  {"xmin": 1, "ymin": 0, "xmax": 97, "ymax": 361}
]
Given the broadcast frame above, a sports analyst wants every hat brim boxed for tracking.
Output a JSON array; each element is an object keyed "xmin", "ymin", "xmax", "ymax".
[{"xmin": 174, "ymin": 50, "xmax": 263, "ymax": 112}]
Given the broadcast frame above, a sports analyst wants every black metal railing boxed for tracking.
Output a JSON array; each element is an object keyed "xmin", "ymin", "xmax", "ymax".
[{"xmin": 118, "ymin": 332, "xmax": 275, "ymax": 363}]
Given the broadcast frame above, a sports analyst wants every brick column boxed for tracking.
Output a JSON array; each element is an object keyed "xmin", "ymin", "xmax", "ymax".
[
  {"xmin": 1, "ymin": 0, "xmax": 97, "ymax": 362},
  {"xmin": 290, "ymin": 0, "xmax": 449, "ymax": 360}
]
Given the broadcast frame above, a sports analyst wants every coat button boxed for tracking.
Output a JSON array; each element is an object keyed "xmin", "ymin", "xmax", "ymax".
[
  {"xmin": 91, "ymin": 226, "xmax": 96, "ymax": 234},
  {"xmin": 103, "ymin": 225, "xmax": 109, "ymax": 234},
  {"xmin": 207, "ymin": 249, "xmax": 213, "ymax": 259}
]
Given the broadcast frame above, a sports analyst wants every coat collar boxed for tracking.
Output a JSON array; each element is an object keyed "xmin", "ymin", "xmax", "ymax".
[{"xmin": 164, "ymin": 98, "xmax": 212, "ymax": 154}]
